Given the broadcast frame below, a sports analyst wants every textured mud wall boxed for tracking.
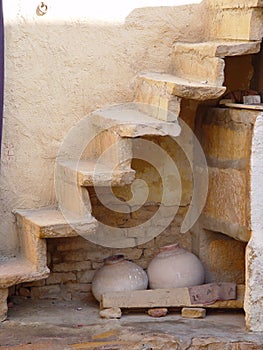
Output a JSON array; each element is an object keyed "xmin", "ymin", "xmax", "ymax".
[{"xmin": 0, "ymin": 0, "xmax": 206, "ymax": 257}]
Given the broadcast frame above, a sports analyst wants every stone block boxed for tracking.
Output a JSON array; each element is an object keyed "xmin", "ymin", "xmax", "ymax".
[
  {"xmin": 204, "ymin": 167, "xmax": 248, "ymax": 228},
  {"xmin": 181, "ymin": 307, "xmax": 206, "ymax": 319},
  {"xmin": 201, "ymin": 123, "xmax": 252, "ymax": 165},
  {"xmin": 171, "ymin": 45, "xmax": 225, "ymax": 85},
  {"xmin": 210, "ymin": 0, "xmax": 263, "ymax": 8},
  {"xmin": 148, "ymin": 308, "xmax": 168, "ymax": 317},
  {"xmin": 100, "ymin": 307, "xmax": 122, "ymax": 319},
  {"xmin": 212, "ymin": 8, "xmax": 263, "ymax": 40},
  {"xmin": 197, "ymin": 229, "xmax": 246, "ymax": 284},
  {"xmin": 209, "ymin": 240, "xmax": 246, "ymax": 272}
]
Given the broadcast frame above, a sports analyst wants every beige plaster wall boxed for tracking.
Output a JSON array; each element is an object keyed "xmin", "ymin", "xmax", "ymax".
[{"xmin": 0, "ymin": 0, "xmax": 206, "ymax": 257}]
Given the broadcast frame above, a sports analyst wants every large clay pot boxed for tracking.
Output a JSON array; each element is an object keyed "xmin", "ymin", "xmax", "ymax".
[
  {"xmin": 91, "ymin": 254, "xmax": 148, "ymax": 302},
  {"xmin": 147, "ymin": 243, "xmax": 205, "ymax": 289}
]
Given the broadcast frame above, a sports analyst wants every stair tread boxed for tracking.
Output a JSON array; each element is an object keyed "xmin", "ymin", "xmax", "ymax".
[
  {"xmin": 91, "ymin": 103, "xmax": 181, "ymax": 137},
  {"xmin": 14, "ymin": 208, "xmax": 97, "ymax": 238},
  {"xmin": 173, "ymin": 40, "xmax": 261, "ymax": 57},
  {"xmin": 138, "ymin": 72, "xmax": 226, "ymax": 100},
  {"xmin": 0, "ymin": 256, "xmax": 49, "ymax": 288},
  {"xmin": 59, "ymin": 160, "xmax": 135, "ymax": 186}
]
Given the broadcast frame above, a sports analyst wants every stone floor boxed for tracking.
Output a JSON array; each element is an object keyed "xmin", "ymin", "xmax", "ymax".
[{"xmin": 0, "ymin": 297, "xmax": 263, "ymax": 349}]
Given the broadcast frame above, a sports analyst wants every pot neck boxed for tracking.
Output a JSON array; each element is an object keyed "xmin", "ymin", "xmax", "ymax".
[
  {"xmin": 104, "ymin": 254, "xmax": 125, "ymax": 265},
  {"xmin": 159, "ymin": 243, "xmax": 180, "ymax": 253}
]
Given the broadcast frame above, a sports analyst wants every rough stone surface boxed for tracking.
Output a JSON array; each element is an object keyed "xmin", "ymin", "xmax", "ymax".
[
  {"xmin": 212, "ymin": 8, "xmax": 263, "ymax": 40},
  {"xmin": 245, "ymin": 114, "xmax": 263, "ymax": 332},
  {"xmin": 3, "ymin": 298, "xmax": 263, "ymax": 349},
  {"xmin": 196, "ymin": 229, "xmax": 246, "ymax": 284},
  {"xmin": 181, "ymin": 307, "xmax": 206, "ymax": 319},
  {"xmin": 203, "ymin": 167, "xmax": 248, "ymax": 232},
  {"xmin": 0, "ymin": 288, "xmax": 8, "ymax": 322},
  {"xmin": 134, "ymin": 73, "xmax": 225, "ymax": 121},
  {"xmin": 171, "ymin": 41, "xmax": 260, "ymax": 85},
  {"xmin": 100, "ymin": 307, "xmax": 122, "ymax": 319},
  {"xmin": 148, "ymin": 308, "xmax": 168, "ymax": 318}
]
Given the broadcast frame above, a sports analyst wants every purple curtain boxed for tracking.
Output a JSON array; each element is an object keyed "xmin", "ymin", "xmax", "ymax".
[{"xmin": 0, "ymin": 0, "xmax": 3, "ymax": 158}]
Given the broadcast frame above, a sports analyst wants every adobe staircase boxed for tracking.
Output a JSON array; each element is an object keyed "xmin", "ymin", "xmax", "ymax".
[{"xmin": 0, "ymin": 0, "xmax": 262, "ymax": 322}]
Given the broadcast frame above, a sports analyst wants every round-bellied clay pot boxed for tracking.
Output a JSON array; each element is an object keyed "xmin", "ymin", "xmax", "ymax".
[
  {"xmin": 147, "ymin": 243, "xmax": 205, "ymax": 289},
  {"xmin": 91, "ymin": 254, "xmax": 148, "ymax": 302}
]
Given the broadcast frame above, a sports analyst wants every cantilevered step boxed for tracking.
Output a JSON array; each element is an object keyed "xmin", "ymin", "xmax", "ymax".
[
  {"xmin": 0, "ymin": 257, "xmax": 49, "ymax": 288},
  {"xmin": 58, "ymin": 160, "xmax": 135, "ymax": 187},
  {"xmin": 136, "ymin": 72, "xmax": 226, "ymax": 100},
  {"xmin": 171, "ymin": 40, "xmax": 261, "ymax": 85},
  {"xmin": 90, "ymin": 103, "xmax": 181, "ymax": 136},
  {"xmin": 14, "ymin": 208, "xmax": 97, "ymax": 239}
]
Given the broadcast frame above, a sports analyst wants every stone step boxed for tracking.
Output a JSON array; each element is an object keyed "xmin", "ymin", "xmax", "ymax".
[
  {"xmin": 211, "ymin": 0, "xmax": 263, "ymax": 8},
  {"xmin": 58, "ymin": 160, "xmax": 135, "ymax": 187},
  {"xmin": 0, "ymin": 257, "xmax": 49, "ymax": 289},
  {"xmin": 14, "ymin": 208, "xmax": 97, "ymax": 239},
  {"xmin": 208, "ymin": 0, "xmax": 263, "ymax": 41},
  {"xmin": 90, "ymin": 103, "xmax": 181, "ymax": 136},
  {"xmin": 134, "ymin": 72, "xmax": 226, "ymax": 120},
  {"xmin": 171, "ymin": 41, "xmax": 261, "ymax": 85}
]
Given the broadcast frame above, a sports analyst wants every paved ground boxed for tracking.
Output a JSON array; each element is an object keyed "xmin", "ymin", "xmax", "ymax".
[{"xmin": 0, "ymin": 297, "xmax": 263, "ymax": 349}]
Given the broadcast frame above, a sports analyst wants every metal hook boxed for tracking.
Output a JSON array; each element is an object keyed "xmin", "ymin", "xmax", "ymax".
[{"xmin": 36, "ymin": 2, "xmax": 48, "ymax": 16}]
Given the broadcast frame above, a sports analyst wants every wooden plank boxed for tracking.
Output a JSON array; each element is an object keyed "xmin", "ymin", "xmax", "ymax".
[
  {"xmin": 101, "ymin": 285, "xmax": 244, "ymax": 309},
  {"xmin": 223, "ymin": 102, "xmax": 263, "ymax": 111}
]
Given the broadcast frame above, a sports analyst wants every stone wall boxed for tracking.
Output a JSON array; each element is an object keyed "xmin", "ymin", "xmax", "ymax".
[
  {"xmin": 192, "ymin": 107, "xmax": 260, "ymax": 286},
  {"xmin": 0, "ymin": 0, "xmax": 206, "ymax": 257},
  {"xmin": 196, "ymin": 107, "xmax": 257, "ymax": 242},
  {"xmin": 13, "ymin": 209, "xmax": 192, "ymax": 301}
]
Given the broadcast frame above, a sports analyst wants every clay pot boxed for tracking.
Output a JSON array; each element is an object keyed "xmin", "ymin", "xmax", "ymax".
[
  {"xmin": 91, "ymin": 254, "xmax": 148, "ymax": 302},
  {"xmin": 147, "ymin": 243, "xmax": 205, "ymax": 289}
]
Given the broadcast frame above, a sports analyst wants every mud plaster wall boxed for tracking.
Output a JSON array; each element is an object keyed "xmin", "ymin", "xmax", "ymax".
[{"xmin": 0, "ymin": 0, "xmax": 207, "ymax": 257}]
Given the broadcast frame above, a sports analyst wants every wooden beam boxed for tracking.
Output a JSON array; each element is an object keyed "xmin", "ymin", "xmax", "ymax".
[{"xmin": 101, "ymin": 285, "xmax": 244, "ymax": 310}]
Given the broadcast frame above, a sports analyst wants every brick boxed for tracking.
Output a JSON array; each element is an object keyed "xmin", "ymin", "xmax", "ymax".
[
  {"xmin": 77, "ymin": 270, "xmax": 96, "ymax": 283},
  {"xmin": 19, "ymin": 287, "xmax": 31, "ymax": 297},
  {"xmin": 31, "ymin": 285, "xmax": 61, "ymax": 299},
  {"xmin": 53, "ymin": 261, "xmax": 92, "ymax": 272},
  {"xmin": 181, "ymin": 307, "xmax": 206, "ymax": 319},
  {"xmin": 46, "ymin": 272, "xmax": 76, "ymax": 285},
  {"xmin": 23, "ymin": 279, "xmax": 46, "ymax": 287}
]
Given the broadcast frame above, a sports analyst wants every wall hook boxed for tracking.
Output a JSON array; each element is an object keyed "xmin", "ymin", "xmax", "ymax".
[{"xmin": 36, "ymin": 2, "xmax": 48, "ymax": 16}]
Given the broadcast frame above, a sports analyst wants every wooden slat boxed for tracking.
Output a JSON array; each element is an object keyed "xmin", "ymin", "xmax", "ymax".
[
  {"xmin": 101, "ymin": 285, "xmax": 244, "ymax": 309},
  {"xmin": 223, "ymin": 102, "xmax": 263, "ymax": 111}
]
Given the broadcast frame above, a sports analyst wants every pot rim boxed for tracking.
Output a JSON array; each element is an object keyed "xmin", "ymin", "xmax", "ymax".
[
  {"xmin": 103, "ymin": 254, "xmax": 125, "ymax": 265},
  {"xmin": 159, "ymin": 243, "xmax": 179, "ymax": 253}
]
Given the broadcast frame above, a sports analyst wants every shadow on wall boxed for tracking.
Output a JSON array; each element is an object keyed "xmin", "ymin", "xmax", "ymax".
[{"xmin": 1, "ymin": 0, "xmax": 206, "ymax": 256}]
